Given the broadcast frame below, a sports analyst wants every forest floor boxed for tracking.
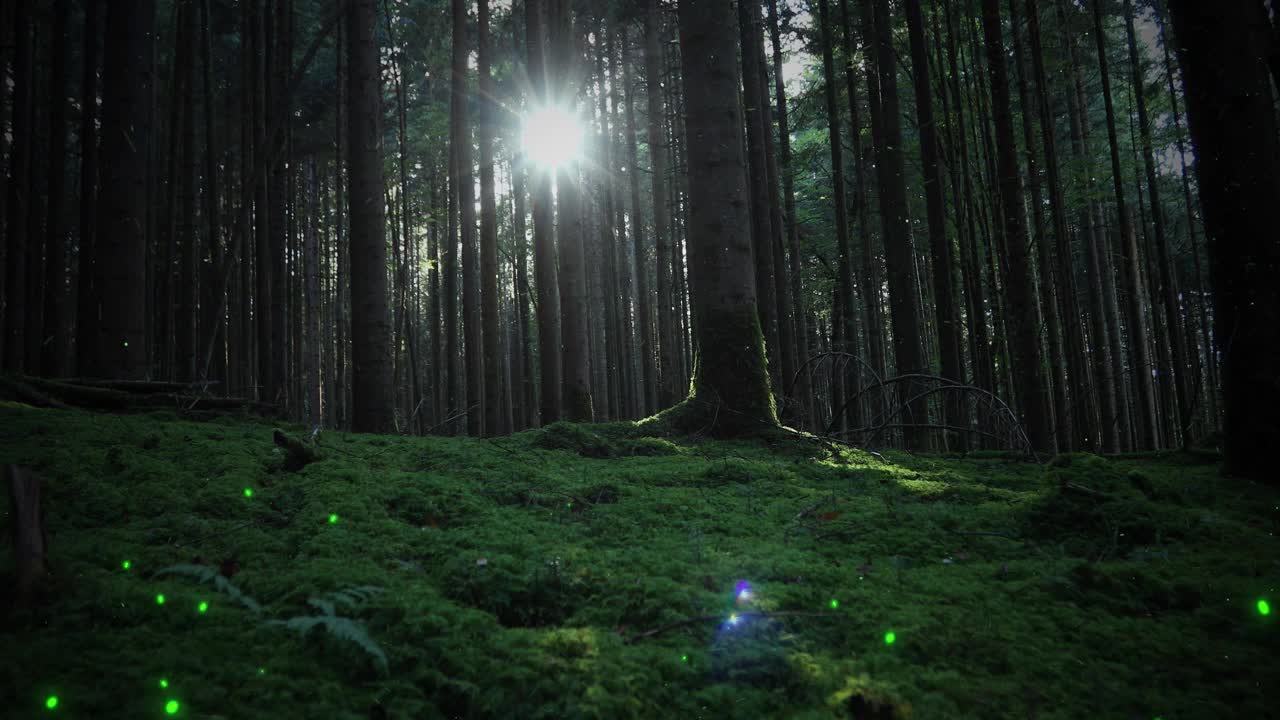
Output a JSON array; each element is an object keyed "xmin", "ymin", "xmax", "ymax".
[{"xmin": 1, "ymin": 402, "xmax": 1277, "ymax": 719}]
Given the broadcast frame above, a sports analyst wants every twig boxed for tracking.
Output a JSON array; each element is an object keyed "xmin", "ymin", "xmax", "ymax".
[{"xmin": 627, "ymin": 611, "xmax": 840, "ymax": 643}]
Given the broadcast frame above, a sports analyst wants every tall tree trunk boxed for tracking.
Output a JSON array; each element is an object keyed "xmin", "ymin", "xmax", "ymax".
[
  {"xmin": 4, "ymin": 0, "xmax": 33, "ymax": 373},
  {"xmin": 478, "ymin": 0, "xmax": 503, "ymax": 435},
  {"xmin": 548, "ymin": 0, "xmax": 593, "ymax": 422},
  {"xmin": 176, "ymin": 0, "xmax": 199, "ymax": 382},
  {"xmin": 1166, "ymin": 0, "xmax": 1280, "ymax": 481},
  {"xmin": 42, "ymin": 0, "xmax": 72, "ymax": 376},
  {"xmin": 1092, "ymin": 0, "xmax": 1157, "ymax": 449},
  {"xmin": 527, "ymin": 0, "xmax": 562, "ymax": 424},
  {"xmin": 346, "ymin": 0, "xmax": 393, "ymax": 432},
  {"xmin": 451, "ymin": 0, "xmax": 481, "ymax": 435},
  {"xmin": 645, "ymin": 0, "xmax": 677, "ymax": 408},
  {"xmin": 198, "ymin": 0, "xmax": 225, "ymax": 386},
  {"xmin": 1125, "ymin": 0, "xmax": 1188, "ymax": 447},
  {"xmin": 738, "ymin": 0, "xmax": 781, "ymax": 393},
  {"xmin": 77, "ymin": 0, "xmax": 102, "ymax": 377},
  {"xmin": 1008, "ymin": 0, "xmax": 1069, "ymax": 449},
  {"xmin": 512, "ymin": 161, "xmax": 534, "ymax": 429},
  {"xmin": 869, "ymin": 0, "xmax": 930, "ymax": 449},
  {"xmin": 671, "ymin": 0, "xmax": 776, "ymax": 435},
  {"xmin": 818, "ymin": 0, "xmax": 857, "ymax": 433},
  {"xmin": 767, "ymin": 0, "xmax": 812, "ymax": 429},
  {"xmin": 97, "ymin": 0, "xmax": 154, "ymax": 380},
  {"xmin": 843, "ymin": 0, "xmax": 887, "ymax": 406},
  {"xmin": 979, "ymin": 0, "xmax": 1053, "ymax": 452},
  {"xmin": 622, "ymin": 27, "xmax": 655, "ymax": 416},
  {"xmin": 905, "ymin": 0, "xmax": 965, "ymax": 447}
]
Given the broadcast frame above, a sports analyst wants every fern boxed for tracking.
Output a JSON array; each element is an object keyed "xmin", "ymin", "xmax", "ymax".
[
  {"xmin": 271, "ymin": 586, "xmax": 388, "ymax": 674},
  {"xmin": 154, "ymin": 564, "xmax": 262, "ymax": 614}
]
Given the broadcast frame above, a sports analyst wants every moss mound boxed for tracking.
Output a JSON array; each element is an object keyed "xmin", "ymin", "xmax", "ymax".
[{"xmin": 1, "ymin": 405, "xmax": 1278, "ymax": 719}]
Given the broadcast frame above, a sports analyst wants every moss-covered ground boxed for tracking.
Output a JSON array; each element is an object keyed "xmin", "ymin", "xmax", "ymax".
[{"xmin": 1, "ymin": 404, "xmax": 1277, "ymax": 718}]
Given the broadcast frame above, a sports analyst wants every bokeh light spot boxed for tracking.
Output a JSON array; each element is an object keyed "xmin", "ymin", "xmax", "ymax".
[
  {"xmin": 165, "ymin": 699, "xmax": 180, "ymax": 715},
  {"xmin": 329, "ymin": 514, "xmax": 339, "ymax": 524},
  {"xmin": 156, "ymin": 594, "xmax": 166, "ymax": 606},
  {"xmin": 45, "ymin": 695, "xmax": 58, "ymax": 709},
  {"xmin": 884, "ymin": 631, "xmax": 896, "ymax": 645},
  {"xmin": 197, "ymin": 601, "xmax": 208, "ymax": 614},
  {"xmin": 830, "ymin": 599, "xmax": 839, "ymax": 609},
  {"xmin": 122, "ymin": 560, "xmax": 131, "ymax": 570},
  {"xmin": 1259, "ymin": 599, "xmax": 1271, "ymax": 616}
]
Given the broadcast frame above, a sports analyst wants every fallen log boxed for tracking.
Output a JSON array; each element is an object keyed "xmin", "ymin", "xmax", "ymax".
[{"xmin": 2, "ymin": 375, "xmax": 276, "ymax": 417}]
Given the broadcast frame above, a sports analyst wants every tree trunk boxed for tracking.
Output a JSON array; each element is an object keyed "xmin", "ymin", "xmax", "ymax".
[
  {"xmin": 670, "ymin": 0, "xmax": 776, "ymax": 435},
  {"xmin": 41, "ymin": 0, "xmax": 72, "ymax": 377},
  {"xmin": 527, "ymin": 0, "xmax": 563, "ymax": 425},
  {"xmin": 738, "ymin": 0, "xmax": 781, "ymax": 393},
  {"xmin": 905, "ymin": 0, "xmax": 965, "ymax": 448},
  {"xmin": 1167, "ymin": 0, "xmax": 1280, "ymax": 480},
  {"xmin": 767, "ymin": 0, "xmax": 812, "ymax": 429},
  {"xmin": 818, "ymin": 0, "xmax": 857, "ymax": 434},
  {"xmin": 478, "ymin": 0, "xmax": 503, "ymax": 435},
  {"xmin": 346, "ymin": 0, "xmax": 393, "ymax": 432},
  {"xmin": 1092, "ymin": 0, "xmax": 1157, "ymax": 449},
  {"xmin": 77, "ymin": 0, "xmax": 102, "ymax": 378},
  {"xmin": 4, "ymin": 0, "xmax": 33, "ymax": 373},
  {"xmin": 645, "ymin": 0, "xmax": 677, "ymax": 409},
  {"xmin": 869, "ymin": 0, "xmax": 930, "ymax": 449},
  {"xmin": 979, "ymin": 0, "xmax": 1053, "ymax": 452},
  {"xmin": 96, "ymin": 0, "xmax": 154, "ymax": 381}
]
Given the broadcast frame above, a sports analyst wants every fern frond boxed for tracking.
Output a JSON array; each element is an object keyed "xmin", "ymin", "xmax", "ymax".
[
  {"xmin": 269, "ymin": 615, "xmax": 389, "ymax": 674},
  {"xmin": 155, "ymin": 564, "xmax": 262, "ymax": 614}
]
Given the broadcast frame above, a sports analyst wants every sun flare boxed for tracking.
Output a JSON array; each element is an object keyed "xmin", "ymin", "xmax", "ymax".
[{"xmin": 521, "ymin": 106, "xmax": 585, "ymax": 171}]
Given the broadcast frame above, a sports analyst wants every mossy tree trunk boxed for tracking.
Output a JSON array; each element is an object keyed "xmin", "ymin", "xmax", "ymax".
[{"xmin": 666, "ymin": 0, "xmax": 777, "ymax": 436}]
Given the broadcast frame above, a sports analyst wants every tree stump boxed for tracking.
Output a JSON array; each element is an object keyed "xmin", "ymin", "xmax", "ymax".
[
  {"xmin": 6, "ymin": 465, "xmax": 48, "ymax": 604},
  {"xmin": 273, "ymin": 430, "xmax": 319, "ymax": 472}
]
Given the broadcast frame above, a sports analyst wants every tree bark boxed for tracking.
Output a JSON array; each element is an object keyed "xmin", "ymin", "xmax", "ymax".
[
  {"xmin": 96, "ymin": 0, "xmax": 154, "ymax": 381},
  {"xmin": 1167, "ymin": 0, "xmax": 1280, "ymax": 481},
  {"xmin": 4, "ymin": 0, "xmax": 33, "ymax": 373},
  {"xmin": 979, "ymin": 0, "xmax": 1053, "ymax": 452},
  {"xmin": 346, "ymin": 0, "xmax": 393, "ymax": 432},
  {"xmin": 669, "ymin": 0, "xmax": 776, "ymax": 435},
  {"xmin": 645, "ymin": 0, "xmax": 677, "ymax": 409},
  {"xmin": 479, "ymin": 0, "xmax": 503, "ymax": 435}
]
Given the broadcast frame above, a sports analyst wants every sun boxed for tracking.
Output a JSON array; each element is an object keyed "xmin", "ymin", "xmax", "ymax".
[{"xmin": 522, "ymin": 106, "xmax": 585, "ymax": 171}]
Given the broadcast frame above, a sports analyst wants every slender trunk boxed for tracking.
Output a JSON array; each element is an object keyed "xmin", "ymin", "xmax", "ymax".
[
  {"xmin": 645, "ymin": 0, "xmax": 677, "ymax": 408},
  {"xmin": 96, "ymin": 0, "xmax": 154, "ymax": 380},
  {"xmin": 905, "ymin": 0, "xmax": 965, "ymax": 446},
  {"xmin": 980, "ymin": 0, "xmax": 1053, "ymax": 452},
  {"xmin": 4, "ymin": 0, "xmax": 33, "ymax": 372},
  {"xmin": 738, "ymin": 0, "xmax": 780, "ymax": 393},
  {"xmin": 622, "ymin": 27, "xmax": 655, "ymax": 416},
  {"xmin": 42, "ymin": 0, "xmax": 72, "ymax": 376},
  {"xmin": 77, "ymin": 0, "xmax": 102, "ymax": 377},
  {"xmin": 869, "ymin": 0, "xmax": 930, "ymax": 449},
  {"xmin": 478, "ymin": 0, "xmax": 503, "ymax": 434},
  {"xmin": 1092, "ymin": 0, "xmax": 1157, "ymax": 449},
  {"xmin": 347, "ymin": 0, "xmax": 393, "ymax": 432}
]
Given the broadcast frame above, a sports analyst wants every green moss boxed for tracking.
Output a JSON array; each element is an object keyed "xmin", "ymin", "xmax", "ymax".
[{"xmin": 2, "ymin": 405, "xmax": 1278, "ymax": 718}]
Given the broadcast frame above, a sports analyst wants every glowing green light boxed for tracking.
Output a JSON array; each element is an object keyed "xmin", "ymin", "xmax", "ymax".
[
  {"xmin": 884, "ymin": 631, "xmax": 896, "ymax": 645},
  {"xmin": 159, "ymin": 679, "xmax": 168, "ymax": 689},
  {"xmin": 122, "ymin": 341, "xmax": 129, "ymax": 348},
  {"xmin": 257, "ymin": 667, "xmax": 266, "ymax": 676},
  {"xmin": 197, "ymin": 601, "xmax": 208, "ymax": 614},
  {"xmin": 830, "ymin": 599, "xmax": 839, "ymax": 609},
  {"xmin": 328, "ymin": 514, "xmax": 338, "ymax": 524},
  {"xmin": 122, "ymin": 560, "xmax": 131, "ymax": 570},
  {"xmin": 156, "ymin": 594, "xmax": 166, "ymax": 605},
  {"xmin": 165, "ymin": 699, "xmax": 180, "ymax": 714},
  {"xmin": 681, "ymin": 654, "xmax": 688, "ymax": 662},
  {"xmin": 243, "ymin": 487, "xmax": 253, "ymax": 498},
  {"xmin": 1260, "ymin": 599, "xmax": 1271, "ymax": 616},
  {"xmin": 46, "ymin": 695, "xmax": 59, "ymax": 709}
]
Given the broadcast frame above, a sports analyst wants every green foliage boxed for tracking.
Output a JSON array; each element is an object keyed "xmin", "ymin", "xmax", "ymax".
[
  {"xmin": 154, "ymin": 563, "xmax": 263, "ymax": 614},
  {"xmin": 1, "ymin": 405, "xmax": 1277, "ymax": 719}
]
